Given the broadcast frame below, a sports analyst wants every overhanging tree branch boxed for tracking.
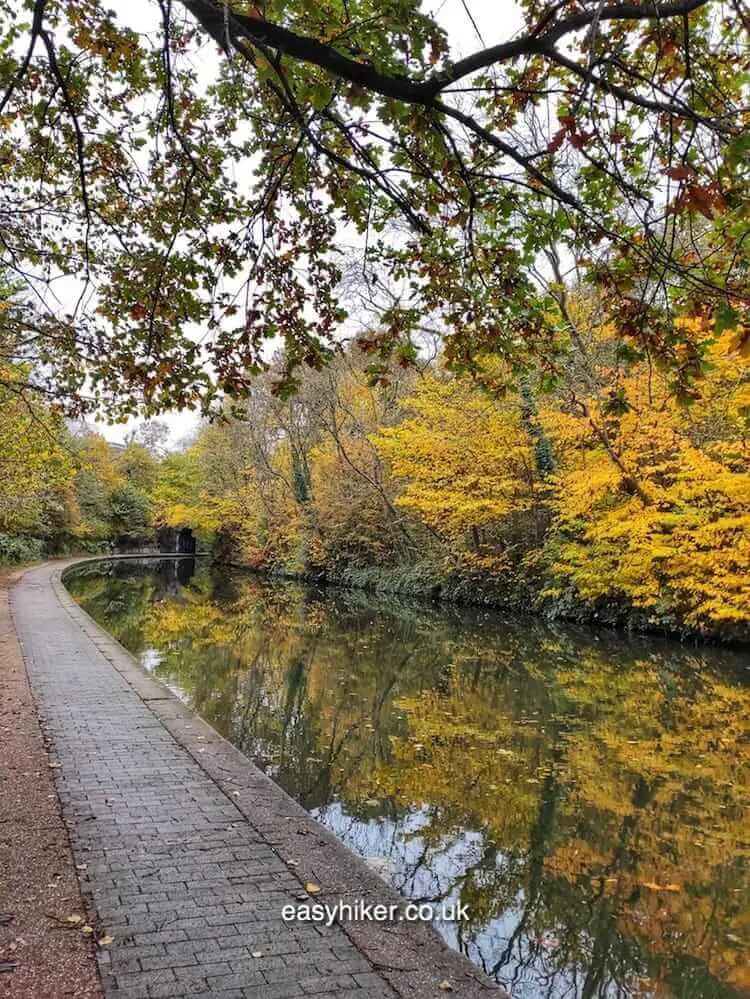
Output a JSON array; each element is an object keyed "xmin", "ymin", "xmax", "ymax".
[{"xmin": 181, "ymin": 0, "xmax": 714, "ymax": 111}]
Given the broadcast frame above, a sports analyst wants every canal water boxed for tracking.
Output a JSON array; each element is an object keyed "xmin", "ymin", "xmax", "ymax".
[{"xmin": 64, "ymin": 557, "xmax": 750, "ymax": 999}]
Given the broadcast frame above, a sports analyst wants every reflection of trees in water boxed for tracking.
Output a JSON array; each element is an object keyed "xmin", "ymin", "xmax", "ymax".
[{"xmin": 63, "ymin": 564, "xmax": 750, "ymax": 998}]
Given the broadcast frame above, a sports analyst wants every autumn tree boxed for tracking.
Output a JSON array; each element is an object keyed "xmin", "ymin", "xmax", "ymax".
[
  {"xmin": 374, "ymin": 374, "xmax": 544, "ymax": 567},
  {"xmin": 0, "ymin": 0, "xmax": 747, "ymax": 415},
  {"xmin": 540, "ymin": 321, "xmax": 750, "ymax": 633},
  {"xmin": 125, "ymin": 421, "xmax": 171, "ymax": 456},
  {"xmin": 0, "ymin": 368, "xmax": 73, "ymax": 542}
]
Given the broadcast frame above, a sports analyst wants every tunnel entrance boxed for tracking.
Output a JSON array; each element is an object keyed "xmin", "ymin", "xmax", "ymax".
[
  {"xmin": 177, "ymin": 527, "xmax": 196, "ymax": 554},
  {"xmin": 157, "ymin": 527, "xmax": 196, "ymax": 554}
]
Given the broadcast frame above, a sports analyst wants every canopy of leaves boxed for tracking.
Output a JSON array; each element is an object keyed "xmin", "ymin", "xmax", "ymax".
[{"xmin": 0, "ymin": 0, "xmax": 748, "ymax": 414}]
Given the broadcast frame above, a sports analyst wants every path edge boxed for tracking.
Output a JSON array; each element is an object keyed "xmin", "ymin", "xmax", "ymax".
[
  {"xmin": 2, "ymin": 562, "xmax": 104, "ymax": 998},
  {"xmin": 38, "ymin": 557, "xmax": 501, "ymax": 999}
]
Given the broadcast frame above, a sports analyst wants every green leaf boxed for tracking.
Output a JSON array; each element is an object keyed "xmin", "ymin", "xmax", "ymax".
[{"xmin": 715, "ymin": 303, "xmax": 739, "ymax": 333}]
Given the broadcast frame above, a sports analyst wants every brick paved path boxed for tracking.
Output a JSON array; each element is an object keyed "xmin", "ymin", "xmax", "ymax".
[
  {"xmin": 12, "ymin": 562, "xmax": 496, "ymax": 999},
  {"xmin": 12, "ymin": 564, "xmax": 401, "ymax": 999}
]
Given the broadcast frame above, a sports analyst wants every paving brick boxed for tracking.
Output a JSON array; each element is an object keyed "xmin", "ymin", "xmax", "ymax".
[{"xmin": 13, "ymin": 563, "xmax": 401, "ymax": 999}]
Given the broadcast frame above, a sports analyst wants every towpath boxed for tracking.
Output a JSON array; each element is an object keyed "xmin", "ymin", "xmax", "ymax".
[{"xmin": 10, "ymin": 561, "xmax": 496, "ymax": 999}]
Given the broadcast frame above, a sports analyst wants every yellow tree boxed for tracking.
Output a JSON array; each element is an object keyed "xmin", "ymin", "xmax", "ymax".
[
  {"xmin": 0, "ymin": 367, "xmax": 74, "ymax": 541},
  {"xmin": 541, "ymin": 325, "xmax": 749, "ymax": 634},
  {"xmin": 374, "ymin": 375, "xmax": 542, "ymax": 567},
  {"xmin": 70, "ymin": 432, "xmax": 125, "ymax": 541},
  {"xmin": 308, "ymin": 358, "xmax": 419, "ymax": 572}
]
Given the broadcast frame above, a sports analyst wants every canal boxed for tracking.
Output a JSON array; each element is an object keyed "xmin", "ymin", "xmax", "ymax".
[{"xmin": 64, "ymin": 557, "xmax": 750, "ymax": 999}]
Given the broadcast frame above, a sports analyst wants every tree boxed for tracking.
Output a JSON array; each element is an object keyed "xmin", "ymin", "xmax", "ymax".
[
  {"xmin": 116, "ymin": 441, "xmax": 161, "ymax": 493},
  {"xmin": 0, "ymin": 0, "xmax": 747, "ymax": 415},
  {"xmin": 125, "ymin": 421, "xmax": 171, "ymax": 456},
  {"xmin": 540, "ymin": 322, "xmax": 750, "ymax": 632},
  {"xmin": 375, "ymin": 374, "xmax": 546, "ymax": 564},
  {"xmin": 70, "ymin": 432, "xmax": 122, "ymax": 539},
  {"xmin": 0, "ymin": 369, "xmax": 73, "ymax": 536},
  {"xmin": 0, "ymin": 277, "xmax": 76, "ymax": 548},
  {"xmin": 108, "ymin": 483, "xmax": 153, "ymax": 541}
]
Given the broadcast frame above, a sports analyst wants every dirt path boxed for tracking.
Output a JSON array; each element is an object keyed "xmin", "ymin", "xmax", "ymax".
[{"xmin": 0, "ymin": 567, "xmax": 102, "ymax": 999}]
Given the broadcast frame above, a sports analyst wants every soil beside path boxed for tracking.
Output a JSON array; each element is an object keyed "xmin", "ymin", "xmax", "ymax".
[{"xmin": 0, "ymin": 567, "xmax": 102, "ymax": 999}]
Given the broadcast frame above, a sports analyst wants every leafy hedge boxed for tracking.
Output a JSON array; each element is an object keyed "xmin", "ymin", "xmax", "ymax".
[{"xmin": 0, "ymin": 533, "xmax": 45, "ymax": 564}]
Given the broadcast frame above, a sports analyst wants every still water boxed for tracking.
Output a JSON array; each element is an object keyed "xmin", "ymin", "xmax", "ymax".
[{"xmin": 64, "ymin": 557, "xmax": 750, "ymax": 999}]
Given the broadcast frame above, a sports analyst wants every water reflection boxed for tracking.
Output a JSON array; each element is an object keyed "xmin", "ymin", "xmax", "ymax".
[{"xmin": 65, "ymin": 558, "xmax": 750, "ymax": 999}]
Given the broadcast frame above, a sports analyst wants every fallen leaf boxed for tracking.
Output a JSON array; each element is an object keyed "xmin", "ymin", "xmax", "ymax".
[
  {"xmin": 439, "ymin": 982, "xmax": 454, "ymax": 992},
  {"xmin": 251, "ymin": 951, "xmax": 263, "ymax": 958},
  {"xmin": 97, "ymin": 935, "xmax": 113, "ymax": 946},
  {"xmin": 304, "ymin": 882, "xmax": 321, "ymax": 895},
  {"xmin": 65, "ymin": 914, "xmax": 83, "ymax": 925}
]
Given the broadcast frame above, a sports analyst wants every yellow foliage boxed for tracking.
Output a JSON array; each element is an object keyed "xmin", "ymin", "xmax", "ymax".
[
  {"xmin": 0, "ymin": 364, "xmax": 75, "ymax": 533},
  {"xmin": 541, "ymin": 327, "xmax": 749, "ymax": 630},
  {"xmin": 159, "ymin": 326, "xmax": 748, "ymax": 636},
  {"xmin": 374, "ymin": 376, "xmax": 537, "ymax": 546}
]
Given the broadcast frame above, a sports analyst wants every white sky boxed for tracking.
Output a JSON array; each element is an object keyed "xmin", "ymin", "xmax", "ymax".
[{"xmin": 98, "ymin": 0, "xmax": 521, "ymax": 448}]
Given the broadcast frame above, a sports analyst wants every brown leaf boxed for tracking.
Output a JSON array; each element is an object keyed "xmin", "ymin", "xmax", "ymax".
[{"xmin": 665, "ymin": 164, "xmax": 692, "ymax": 181}]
